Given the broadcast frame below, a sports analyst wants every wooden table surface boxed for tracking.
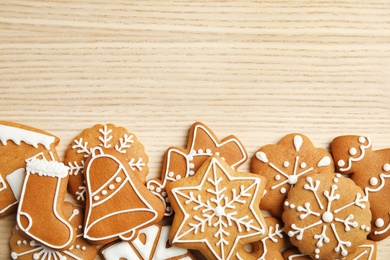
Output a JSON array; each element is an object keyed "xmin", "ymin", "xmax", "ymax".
[{"xmin": 1, "ymin": 1, "xmax": 390, "ymax": 259}]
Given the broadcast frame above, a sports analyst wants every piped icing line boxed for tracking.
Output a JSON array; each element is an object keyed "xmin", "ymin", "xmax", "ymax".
[
  {"xmin": 0, "ymin": 124, "xmax": 55, "ymax": 150},
  {"xmin": 26, "ymin": 158, "xmax": 69, "ymax": 178},
  {"xmin": 338, "ymin": 137, "xmax": 371, "ymax": 172}
]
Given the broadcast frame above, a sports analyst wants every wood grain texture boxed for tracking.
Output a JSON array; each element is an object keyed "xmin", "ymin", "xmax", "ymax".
[{"xmin": 1, "ymin": 0, "xmax": 389, "ymax": 258}]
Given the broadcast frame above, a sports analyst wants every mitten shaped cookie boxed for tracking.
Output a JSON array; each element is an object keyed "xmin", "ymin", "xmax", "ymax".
[
  {"xmin": 83, "ymin": 147, "xmax": 164, "ymax": 245},
  {"xmin": 0, "ymin": 121, "xmax": 60, "ymax": 217},
  {"xmin": 147, "ymin": 122, "xmax": 248, "ymax": 216},
  {"xmin": 251, "ymin": 133, "xmax": 333, "ymax": 218},
  {"xmin": 167, "ymin": 155, "xmax": 267, "ymax": 260},
  {"xmin": 332, "ymin": 135, "xmax": 390, "ymax": 241},
  {"xmin": 65, "ymin": 123, "xmax": 148, "ymax": 203}
]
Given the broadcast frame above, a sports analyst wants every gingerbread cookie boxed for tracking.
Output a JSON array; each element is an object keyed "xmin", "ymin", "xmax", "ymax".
[
  {"xmin": 83, "ymin": 147, "xmax": 164, "ymax": 245},
  {"xmin": 0, "ymin": 121, "xmax": 60, "ymax": 217},
  {"xmin": 236, "ymin": 217, "xmax": 286, "ymax": 260},
  {"xmin": 11, "ymin": 202, "xmax": 98, "ymax": 260},
  {"xmin": 16, "ymin": 154, "xmax": 76, "ymax": 250},
  {"xmin": 166, "ymin": 155, "xmax": 267, "ymax": 260},
  {"xmin": 282, "ymin": 172, "xmax": 371, "ymax": 260},
  {"xmin": 251, "ymin": 133, "xmax": 333, "ymax": 217},
  {"xmin": 100, "ymin": 224, "xmax": 196, "ymax": 260},
  {"xmin": 147, "ymin": 122, "xmax": 248, "ymax": 216},
  {"xmin": 332, "ymin": 135, "xmax": 390, "ymax": 241},
  {"xmin": 283, "ymin": 239, "xmax": 377, "ymax": 260},
  {"xmin": 65, "ymin": 123, "xmax": 148, "ymax": 202}
]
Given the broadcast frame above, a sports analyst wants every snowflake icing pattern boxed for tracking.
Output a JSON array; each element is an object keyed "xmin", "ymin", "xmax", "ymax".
[
  {"xmin": 170, "ymin": 157, "xmax": 266, "ymax": 260},
  {"xmin": 284, "ymin": 173, "xmax": 371, "ymax": 259}
]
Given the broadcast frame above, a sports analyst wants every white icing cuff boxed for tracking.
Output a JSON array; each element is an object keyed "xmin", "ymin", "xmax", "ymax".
[{"xmin": 26, "ymin": 158, "xmax": 69, "ymax": 178}]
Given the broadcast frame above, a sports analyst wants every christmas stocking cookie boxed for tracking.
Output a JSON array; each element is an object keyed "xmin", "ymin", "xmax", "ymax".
[
  {"xmin": 83, "ymin": 147, "xmax": 164, "ymax": 245},
  {"xmin": 16, "ymin": 155, "xmax": 76, "ymax": 250},
  {"xmin": 332, "ymin": 135, "xmax": 390, "ymax": 241},
  {"xmin": 0, "ymin": 121, "xmax": 60, "ymax": 217}
]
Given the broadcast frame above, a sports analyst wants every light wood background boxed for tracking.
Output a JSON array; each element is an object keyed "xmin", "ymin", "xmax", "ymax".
[{"xmin": 1, "ymin": 0, "xmax": 390, "ymax": 259}]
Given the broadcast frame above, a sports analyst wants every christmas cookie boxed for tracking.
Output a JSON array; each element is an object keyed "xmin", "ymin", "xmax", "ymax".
[
  {"xmin": 10, "ymin": 202, "xmax": 98, "ymax": 260},
  {"xmin": 100, "ymin": 224, "xmax": 196, "ymax": 260},
  {"xmin": 65, "ymin": 123, "xmax": 148, "ymax": 202},
  {"xmin": 282, "ymin": 172, "xmax": 371, "ymax": 260},
  {"xmin": 0, "ymin": 121, "xmax": 60, "ymax": 217},
  {"xmin": 251, "ymin": 133, "xmax": 333, "ymax": 217},
  {"xmin": 147, "ymin": 122, "xmax": 248, "ymax": 216},
  {"xmin": 283, "ymin": 239, "xmax": 377, "ymax": 260},
  {"xmin": 166, "ymin": 155, "xmax": 267, "ymax": 260},
  {"xmin": 16, "ymin": 155, "xmax": 76, "ymax": 250},
  {"xmin": 236, "ymin": 217, "xmax": 286, "ymax": 260},
  {"xmin": 83, "ymin": 147, "xmax": 164, "ymax": 245},
  {"xmin": 332, "ymin": 135, "xmax": 390, "ymax": 241}
]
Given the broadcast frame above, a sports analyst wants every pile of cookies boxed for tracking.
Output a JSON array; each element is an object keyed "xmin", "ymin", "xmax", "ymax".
[{"xmin": 0, "ymin": 121, "xmax": 388, "ymax": 259}]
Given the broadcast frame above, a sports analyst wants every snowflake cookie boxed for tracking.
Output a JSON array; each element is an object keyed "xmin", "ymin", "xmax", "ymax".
[
  {"xmin": 65, "ymin": 123, "xmax": 148, "ymax": 202},
  {"xmin": 147, "ymin": 122, "xmax": 248, "ymax": 216},
  {"xmin": 10, "ymin": 202, "xmax": 98, "ymax": 260},
  {"xmin": 251, "ymin": 133, "xmax": 334, "ymax": 217},
  {"xmin": 0, "ymin": 121, "xmax": 60, "ymax": 217},
  {"xmin": 236, "ymin": 217, "xmax": 286, "ymax": 260},
  {"xmin": 166, "ymin": 155, "xmax": 267, "ymax": 260},
  {"xmin": 332, "ymin": 135, "xmax": 390, "ymax": 241},
  {"xmin": 100, "ymin": 224, "xmax": 196, "ymax": 260},
  {"xmin": 283, "ymin": 239, "xmax": 377, "ymax": 260},
  {"xmin": 282, "ymin": 172, "xmax": 371, "ymax": 260}
]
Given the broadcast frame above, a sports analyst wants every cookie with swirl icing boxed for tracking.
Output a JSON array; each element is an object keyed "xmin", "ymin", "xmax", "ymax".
[
  {"xmin": 282, "ymin": 171, "xmax": 371, "ymax": 260},
  {"xmin": 251, "ymin": 133, "xmax": 334, "ymax": 218},
  {"xmin": 332, "ymin": 135, "xmax": 390, "ymax": 241}
]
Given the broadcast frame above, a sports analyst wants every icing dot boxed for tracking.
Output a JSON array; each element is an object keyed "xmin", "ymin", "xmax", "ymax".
[
  {"xmin": 333, "ymin": 178, "xmax": 339, "ymax": 183},
  {"xmin": 280, "ymin": 187, "xmax": 287, "ymax": 194},
  {"xmin": 115, "ymin": 177, "xmax": 122, "ymax": 183},
  {"xmin": 284, "ymin": 201, "xmax": 290, "ymax": 206},
  {"xmin": 189, "ymin": 163, "xmax": 195, "ymax": 169},
  {"xmin": 94, "ymin": 195, "xmax": 100, "ymax": 201},
  {"xmin": 33, "ymin": 253, "xmax": 40, "ymax": 260},
  {"xmin": 315, "ymin": 249, "xmax": 320, "ymax": 254},
  {"xmin": 383, "ymin": 164, "xmax": 390, "ymax": 172},
  {"xmin": 148, "ymin": 186, "xmax": 154, "ymax": 191},
  {"xmin": 361, "ymin": 224, "xmax": 366, "ymax": 230},
  {"xmin": 168, "ymin": 171, "xmax": 174, "ymax": 177},
  {"xmin": 198, "ymin": 149, "xmax": 203, "ymax": 154},
  {"xmin": 336, "ymin": 173, "xmax": 341, "ymax": 178},
  {"xmin": 23, "ymin": 240, "xmax": 27, "ymax": 245},
  {"xmin": 338, "ymin": 160, "xmax": 345, "ymax": 167},
  {"xmin": 366, "ymin": 226, "xmax": 371, "ymax": 232},
  {"xmin": 370, "ymin": 177, "xmax": 379, "ymax": 186},
  {"xmin": 76, "ymin": 245, "xmax": 80, "ymax": 249},
  {"xmin": 109, "ymin": 184, "xmax": 115, "ymax": 190},
  {"xmin": 165, "ymin": 196, "xmax": 170, "ymax": 202},
  {"xmin": 176, "ymin": 175, "xmax": 181, "ymax": 180},
  {"xmin": 287, "ymin": 175, "xmax": 298, "ymax": 185},
  {"xmin": 161, "ymin": 191, "xmax": 167, "ymax": 197},
  {"xmin": 300, "ymin": 162, "xmax": 306, "ymax": 168},
  {"xmin": 156, "ymin": 187, "xmax": 161, "ymax": 193},
  {"xmin": 349, "ymin": 147, "xmax": 357, "ymax": 156},
  {"xmin": 166, "ymin": 206, "xmax": 172, "ymax": 212},
  {"xmin": 189, "ymin": 170, "xmax": 195, "ymax": 176},
  {"xmin": 322, "ymin": 211, "xmax": 334, "ymax": 223},
  {"xmin": 11, "ymin": 252, "xmax": 17, "ymax": 259},
  {"xmin": 359, "ymin": 136, "xmax": 366, "ymax": 144},
  {"xmin": 275, "ymin": 175, "xmax": 281, "ymax": 181},
  {"xmin": 17, "ymin": 240, "xmax": 21, "ymax": 246},
  {"xmin": 101, "ymin": 190, "xmax": 107, "ymax": 195},
  {"xmin": 82, "ymin": 246, "xmax": 86, "ymax": 251},
  {"xmin": 283, "ymin": 161, "xmax": 289, "ymax": 167},
  {"xmin": 375, "ymin": 218, "xmax": 385, "ymax": 228},
  {"xmin": 289, "ymin": 203, "xmax": 296, "ymax": 209},
  {"xmin": 206, "ymin": 149, "xmax": 212, "ymax": 154},
  {"xmin": 78, "ymin": 225, "xmax": 83, "ymax": 229},
  {"xmin": 214, "ymin": 205, "xmax": 226, "ymax": 217}
]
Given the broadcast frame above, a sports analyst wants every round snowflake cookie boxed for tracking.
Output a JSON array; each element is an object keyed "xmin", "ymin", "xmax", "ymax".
[
  {"xmin": 282, "ymin": 172, "xmax": 371, "ymax": 260},
  {"xmin": 65, "ymin": 123, "xmax": 148, "ymax": 202}
]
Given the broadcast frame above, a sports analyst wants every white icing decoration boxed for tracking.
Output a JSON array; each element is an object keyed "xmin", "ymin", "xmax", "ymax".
[
  {"xmin": 383, "ymin": 163, "xmax": 390, "ymax": 172},
  {"xmin": 317, "ymin": 156, "xmax": 331, "ymax": 167},
  {"xmin": 338, "ymin": 137, "xmax": 371, "ymax": 172},
  {"xmin": 115, "ymin": 134, "xmax": 134, "ymax": 154},
  {"xmin": 146, "ymin": 123, "xmax": 248, "ymax": 216},
  {"xmin": 154, "ymin": 226, "xmax": 189, "ymax": 259},
  {"xmin": 283, "ymin": 161, "xmax": 289, "ymax": 167},
  {"xmin": 375, "ymin": 218, "xmax": 384, "ymax": 228},
  {"xmin": 370, "ymin": 177, "xmax": 378, "ymax": 186},
  {"xmin": 98, "ymin": 124, "xmax": 113, "ymax": 148},
  {"xmin": 353, "ymin": 243, "xmax": 375, "ymax": 260},
  {"xmin": 6, "ymin": 168, "xmax": 25, "ymax": 201},
  {"xmin": 275, "ymin": 175, "xmax": 281, "ymax": 181},
  {"xmin": 83, "ymin": 147, "xmax": 159, "ymax": 242},
  {"xmin": 253, "ymin": 222, "xmax": 284, "ymax": 260},
  {"xmin": 338, "ymin": 160, "xmax": 345, "ymax": 167},
  {"xmin": 256, "ymin": 151, "xmax": 268, "ymax": 163},
  {"xmin": 287, "ymin": 174, "xmax": 370, "ymax": 258},
  {"xmin": 25, "ymin": 158, "xmax": 69, "ymax": 178},
  {"xmin": 170, "ymin": 157, "xmax": 266, "ymax": 260},
  {"xmin": 0, "ymin": 174, "xmax": 7, "ymax": 192},
  {"xmin": 293, "ymin": 135, "xmax": 303, "ymax": 152},
  {"xmin": 129, "ymin": 158, "xmax": 145, "ymax": 171},
  {"xmin": 280, "ymin": 187, "xmax": 287, "ymax": 194},
  {"xmin": 0, "ymin": 124, "xmax": 55, "ymax": 150},
  {"xmin": 132, "ymin": 225, "xmax": 160, "ymax": 259},
  {"xmin": 358, "ymin": 137, "xmax": 366, "ymax": 144},
  {"xmin": 300, "ymin": 162, "xmax": 306, "ymax": 168},
  {"xmin": 349, "ymin": 148, "xmax": 357, "ymax": 156},
  {"xmin": 101, "ymin": 241, "xmax": 139, "ymax": 259}
]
